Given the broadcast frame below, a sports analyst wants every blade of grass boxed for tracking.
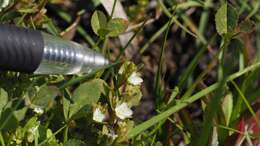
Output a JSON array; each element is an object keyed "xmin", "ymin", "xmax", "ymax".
[
  {"xmin": 232, "ymin": 24, "xmax": 260, "ymax": 117},
  {"xmin": 109, "ymin": 0, "xmax": 118, "ymax": 19},
  {"xmin": 247, "ymin": 0, "xmax": 259, "ymax": 19},
  {"xmin": 181, "ymin": 14, "xmax": 207, "ymax": 44},
  {"xmin": 196, "ymin": 0, "xmax": 213, "ymax": 46},
  {"xmin": 217, "ymin": 124, "xmax": 258, "ymax": 139},
  {"xmin": 231, "ymin": 80, "xmax": 260, "ymax": 125},
  {"xmin": 181, "ymin": 46, "xmax": 218, "ymax": 100},
  {"xmin": 174, "ymin": 1, "xmax": 203, "ymax": 10},
  {"xmin": 128, "ymin": 83, "xmax": 219, "ymax": 139},
  {"xmin": 194, "ymin": 78, "xmax": 226, "ymax": 146},
  {"xmin": 128, "ymin": 61, "xmax": 260, "ymax": 139},
  {"xmin": 177, "ymin": 35, "xmax": 216, "ymax": 90},
  {"xmin": 38, "ymin": 125, "xmax": 67, "ymax": 146},
  {"xmin": 140, "ymin": 18, "xmax": 174, "ymax": 54},
  {"xmin": 194, "ymin": 36, "xmax": 229, "ymax": 146},
  {"xmin": 155, "ymin": 14, "xmax": 174, "ymax": 97},
  {"xmin": 157, "ymin": 0, "xmax": 205, "ymax": 43},
  {"xmin": 118, "ymin": 19, "xmax": 148, "ymax": 59}
]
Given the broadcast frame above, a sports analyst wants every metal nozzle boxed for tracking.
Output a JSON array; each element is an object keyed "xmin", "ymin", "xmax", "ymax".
[
  {"xmin": 34, "ymin": 33, "xmax": 109, "ymax": 74},
  {"xmin": 0, "ymin": 24, "xmax": 108, "ymax": 74}
]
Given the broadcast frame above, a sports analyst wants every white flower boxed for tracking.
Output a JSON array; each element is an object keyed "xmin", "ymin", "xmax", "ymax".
[
  {"xmin": 93, "ymin": 108, "xmax": 105, "ymax": 123},
  {"xmin": 28, "ymin": 125, "xmax": 39, "ymax": 134},
  {"xmin": 118, "ymin": 67, "xmax": 124, "ymax": 75},
  {"xmin": 107, "ymin": 132, "xmax": 118, "ymax": 140},
  {"xmin": 115, "ymin": 102, "xmax": 133, "ymax": 120},
  {"xmin": 0, "ymin": 0, "xmax": 10, "ymax": 11},
  {"xmin": 27, "ymin": 123, "xmax": 39, "ymax": 142},
  {"xmin": 33, "ymin": 107, "xmax": 44, "ymax": 115},
  {"xmin": 127, "ymin": 72, "xmax": 143, "ymax": 86}
]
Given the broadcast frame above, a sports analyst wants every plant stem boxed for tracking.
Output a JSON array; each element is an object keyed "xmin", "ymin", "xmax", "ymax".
[
  {"xmin": 63, "ymin": 126, "xmax": 69, "ymax": 142},
  {"xmin": 0, "ymin": 132, "xmax": 5, "ymax": 146}
]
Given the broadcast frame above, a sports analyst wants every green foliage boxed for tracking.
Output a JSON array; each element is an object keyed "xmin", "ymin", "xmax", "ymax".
[
  {"xmin": 31, "ymin": 85, "xmax": 59, "ymax": 110},
  {"xmin": 68, "ymin": 79, "xmax": 106, "ymax": 119},
  {"xmin": 91, "ymin": 10, "xmax": 108, "ymax": 37},
  {"xmin": 239, "ymin": 19, "xmax": 255, "ymax": 33},
  {"xmin": 215, "ymin": 3, "xmax": 238, "ymax": 36},
  {"xmin": 0, "ymin": 108, "xmax": 19, "ymax": 131},
  {"xmin": 221, "ymin": 93, "xmax": 233, "ymax": 126},
  {"xmin": 0, "ymin": 0, "xmax": 259, "ymax": 145},
  {"xmin": 63, "ymin": 139, "xmax": 84, "ymax": 146},
  {"xmin": 106, "ymin": 18, "xmax": 128, "ymax": 37},
  {"xmin": 91, "ymin": 10, "xmax": 128, "ymax": 38},
  {"xmin": 0, "ymin": 88, "xmax": 8, "ymax": 114}
]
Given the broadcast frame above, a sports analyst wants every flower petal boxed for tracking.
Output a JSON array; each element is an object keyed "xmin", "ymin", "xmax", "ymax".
[
  {"xmin": 93, "ymin": 108, "xmax": 105, "ymax": 123},
  {"xmin": 115, "ymin": 102, "xmax": 133, "ymax": 120},
  {"xmin": 127, "ymin": 72, "xmax": 143, "ymax": 85}
]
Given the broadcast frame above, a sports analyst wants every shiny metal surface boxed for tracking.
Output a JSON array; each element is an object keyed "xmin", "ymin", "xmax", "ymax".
[{"xmin": 34, "ymin": 33, "xmax": 109, "ymax": 74}]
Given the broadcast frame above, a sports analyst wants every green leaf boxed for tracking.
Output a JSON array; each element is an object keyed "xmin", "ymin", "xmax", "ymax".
[
  {"xmin": 0, "ymin": 108, "xmax": 19, "ymax": 131},
  {"xmin": 221, "ymin": 93, "xmax": 233, "ymax": 125},
  {"xmin": 63, "ymin": 139, "xmax": 84, "ymax": 146},
  {"xmin": 97, "ymin": 28, "xmax": 111, "ymax": 38},
  {"xmin": 46, "ymin": 129, "xmax": 59, "ymax": 145},
  {"xmin": 91, "ymin": 10, "xmax": 107, "ymax": 36},
  {"xmin": 92, "ymin": 0, "xmax": 101, "ymax": 7},
  {"xmin": 107, "ymin": 18, "xmax": 128, "ymax": 37},
  {"xmin": 239, "ymin": 19, "xmax": 255, "ymax": 33},
  {"xmin": 24, "ymin": 117, "xmax": 39, "ymax": 134},
  {"xmin": 69, "ymin": 79, "xmax": 105, "ymax": 118},
  {"xmin": 32, "ymin": 86, "xmax": 59, "ymax": 110},
  {"xmin": 123, "ymin": 85, "xmax": 142, "ymax": 107},
  {"xmin": 0, "ymin": 88, "xmax": 8, "ymax": 113},
  {"xmin": 26, "ymin": 117, "xmax": 40, "ymax": 143},
  {"xmin": 155, "ymin": 142, "xmax": 163, "ymax": 146},
  {"xmin": 14, "ymin": 107, "xmax": 28, "ymax": 121},
  {"xmin": 215, "ymin": 3, "xmax": 238, "ymax": 36},
  {"xmin": 63, "ymin": 89, "xmax": 71, "ymax": 121}
]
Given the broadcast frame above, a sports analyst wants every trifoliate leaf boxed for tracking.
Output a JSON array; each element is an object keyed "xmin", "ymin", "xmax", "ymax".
[
  {"xmin": 215, "ymin": 3, "xmax": 238, "ymax": 36},
  {"xmin": 107, "ymin": 18, "xmax": 128, "ymax": 37},
  {"xmin": 91, "ymin": 10, "xmax": 107, "ymax": 36}
]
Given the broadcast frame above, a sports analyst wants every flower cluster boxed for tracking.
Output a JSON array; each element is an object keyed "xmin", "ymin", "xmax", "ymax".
[{"xmin": 92, "ymin": 61, "xmax": 143, "ymax": 142}]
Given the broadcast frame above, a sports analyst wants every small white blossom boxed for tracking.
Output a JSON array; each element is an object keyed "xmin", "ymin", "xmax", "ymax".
[
  {"xmin": 115, "ymin": 102, "xmax": 133, "ymax": 120},
  {"xmin": 0, "ymin": 0, "xmax": 10, "ymax": 11},
  {"xmin": 27, "ymin": 124, "xmax": 39, "ymax": 142},
  {"xmin": 107, "ymin": 132, "xmax": 118, "ymax": 140},
  {"xmin": 127, "ymin": 72, "xmax": 143, "ymax": 86},
  {"xmin": 118, "ymin": 67, "xmax": 124, "ymax": 74},
  {"xmin": 28, "ymin": 125, "xmax": 39, "ymax": 134},
  {"xmin": 33, "ymin": 107, "xmax": 44, "ymax": 115},
  {"xmin": 93, "ymin": 108, "xmax": 105, "ymax": 123}
]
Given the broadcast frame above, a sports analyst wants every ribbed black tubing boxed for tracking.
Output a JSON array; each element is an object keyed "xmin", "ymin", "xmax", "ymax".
[{"xmin": 0, "ymin": 24, "xmax": 44, "ymax": 73}]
